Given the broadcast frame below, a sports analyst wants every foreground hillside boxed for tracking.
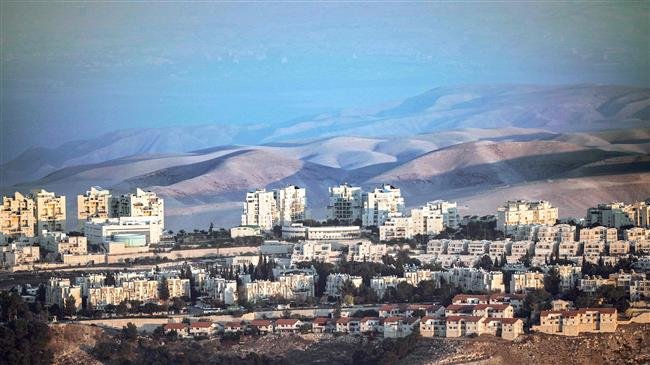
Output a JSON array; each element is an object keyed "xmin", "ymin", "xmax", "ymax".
[{"xmin": 46, "ymin": 323, "xmax": 650, "ymax": 365}]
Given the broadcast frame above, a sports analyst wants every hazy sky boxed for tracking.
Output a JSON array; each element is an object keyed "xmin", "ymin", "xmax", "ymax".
[{"xmin": 1, "ymin": 2, "xmax": 649, "ymax": 162}]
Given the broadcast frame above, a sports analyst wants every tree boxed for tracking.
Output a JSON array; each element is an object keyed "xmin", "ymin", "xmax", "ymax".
[
  {"xmin": 122, "ymin": 322, "xmax": 138, "ymax": 341},
  {"xmin": 104, "ymin": 272, "xmax": 116, "ymax": 286},
  {"xmin": 64, "ymin": 295, "xmax": 77, "ymax": 317},
  {"xmin": 474, "ymin": 255, "xmax": 494, "ymax": 271},
  {"xmin": 36, "ymin": 284, "xmax": 46, "ymax": 303},
  {"xmin": 159, "ymin": 277, "xmax": 170, "ymax": 301},
  {"xmin": 544, "ymin": 267, "xmax": 561, "ymax": 295}
]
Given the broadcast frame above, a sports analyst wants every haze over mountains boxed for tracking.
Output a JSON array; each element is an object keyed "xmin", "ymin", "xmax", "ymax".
[{"xmin": 1, "ymin": 84, "xmax": 649, "ymax": 230}]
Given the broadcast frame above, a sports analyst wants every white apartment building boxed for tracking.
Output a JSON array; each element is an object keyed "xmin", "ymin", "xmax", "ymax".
[
  {"xmin": 508, "ymin": 241, "xmax": 534, "ymax": 263},
  {"xmin": 230, "ymin": 225, "xmax": 262, "ymax": 238},
  {"xmin": 207, "ymin": 277, "xmax": 238, "ymax": 305},
  {"xmin": 427, "ymin": 239, "xmax": 449, "ymax": 255},
  {"xmin": 325, "ymin": 273, "xmax": 363, "ymax": 298},
  {"xmin": 291, "ymin": 241, "xmax": 340, "ymax": 264},
  {"xmin": 558, "ymin": 241, "xmax": 581, "ymax": 258},
  {"xmin": 379, "ymin": 216, "xmax": 413, "ymax": 241},
  {"xmin": 488, "ymin": 240, "xmax": 512, "ymax": 260},
  {"xmin": 497, "ymin": 200, "xmax": 558, "ymax": 235},
  {"xmin": 274, "ymin": 185, "xmax": 306, "ymax": 226},
  {"xmin": 277, "ymin": 273, "xmax": 315, "ymax": 300},
  {"xmin": 347, "ymin": 241, "xmax": 387, "ymax": 262},
  {"xmin": 1, "ymin": 243, "xmax": 40, "ymax": 267},
  {"xmin": 556, "ymin": 265, "xmax": 582, "ymax": 292},
  {"xmin": 77, "ymin": 187, "xmax": 111, "ymax": 227},
  {"xmin": 445, "ymin": 267, "xmax": 505, "ymax": 293},
  {"xmin": 533, "ymin": 224, "xmax": 576, "ymax": 243},
  {"xmin": 84, "ymin": 216, "xmax": 163, "ymax": 246},
  {"xmin": 0, "ymin": 192, "xmax": 36, "ymax": 237},
  {"xmin": 327, "ymin": 184, "xmax": 363, "ymax": 224},
  {"xmin": 46, "ymin": 278, "xmax": 82, "ymax": 310},
  {"xmin": 579, "ymin": 226, "xmax": 617, "ymax": 243},
  {"xmin": 608, "ymin": 240, "xmax": 631, "ymax": 256},
  {"xmin": 241, "ymin": 189, "xmax": 277, "ymax": 231},
  {"xmin": 33, "ymin": 189, "xmax": 66, "ymax": 235},
  {"xmin": 110, "ymin": 188, "xmax": 165, "ymax": 229},
  {"xmin": 467, "ymin": 241, "xmax": 489, "ymax": 256},
  {"xmin": 510, "ymin": 272, "xmax": 545, "ymax": 294},
  {"xmin": 362, "ymin": 184, "xmax": 404, "ymax": 227},
  {"xmin": 370, "ymin": 276, "xmax": 406, "ymax": 298}
]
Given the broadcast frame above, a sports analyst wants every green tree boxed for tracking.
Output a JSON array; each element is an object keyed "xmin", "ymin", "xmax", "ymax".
[
  {"xmin": 104, "ymin": 272, "xmax": 116, "ymax": 286},
  {"xmin": 159, "ymin": 277, "xmax": 170, "ymax": 301},
  {"xmin": 122, "ymin": 322, "xmax": 138, "ymax": 341},
  {"xmin": 544, "ymin": 267, "xmax": 561, "ymax": 295},
  {"xmin": 64, "ymin": 295, "xmax": 77, "ymax": 317}
]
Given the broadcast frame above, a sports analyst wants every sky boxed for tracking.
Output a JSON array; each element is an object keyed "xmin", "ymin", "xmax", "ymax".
[{"xmin": 1, "ymin": 2, "xmax": 649, "ymax": 162}]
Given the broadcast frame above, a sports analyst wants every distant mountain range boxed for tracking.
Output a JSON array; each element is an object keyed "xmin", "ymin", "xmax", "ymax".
[{"xmin": 1, "ymin": 84, "xmax": 649, "ymax": 230}]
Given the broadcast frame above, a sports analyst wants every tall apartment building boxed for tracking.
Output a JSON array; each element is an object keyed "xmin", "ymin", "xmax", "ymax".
[
  {"xmin": 33, "ymin": 189, "xmax": 66, "ymax": 235},
  {"xmin": 274, "ymin": 185, "xmax": 306, "ymax": 226},
  {"xmin": 630, "ymin": 200, "xmax": 650, "ymax": 228},
  {"xmin": 111, "ymin": 188, "xmax": 164, "ymax": 228},
  {"xmin": 379, "ymin": 216, "xmax": 413, "ymax": 241},
  {"xmin": 77, "ymin": 186, "xmax": 111, "ymax": 226},
  {"xmin": 362, "ymin": 184, "xmax": 405, "ymax": 227},
  {"xmin": 241, "ymin": 189, "xmax": 277, "ymax": 231},
  {"xmin": 327, "ymin": 184, "xmax": 363, "ymax": 224},
  {"xmin": 0, "ymin": 192, "xmax": 36, "ymax": 237},
  {"xmin": 585, "ymin": 203, "xmax": 635, "ymax": 228},
  {"xmin": 496, "ymin": 200, "xmax": 558, "ymax": 235}
]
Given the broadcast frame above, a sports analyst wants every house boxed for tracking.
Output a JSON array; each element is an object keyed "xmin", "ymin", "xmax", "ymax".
[
  {"xmin": 274, "ymin": 318, "xmax": 302, "ymax": 333},
  {"xmin": 249, "ymin": 319, "xmax": 273, "ymax": 335},
  {"xmin": 163, "ymin": 323, "xmax": 189, "ymax": 336},
  {"xmin": 452, "ymin": 294, "xmax": 489, "ymax": 305},
  {"xmin": 223, "ymin": 321, "xmax": 245, "ymax": 334},
  {"xmin": 359, "ymin": 317, "xmax": 383, "ymax": 334},
  {"xmin": 488, "ymin": 293, "xmax": 526, "ymax": 313},
  {"xmin": 472, "ymin": 303, "xmax": 514, "ymax": 318},
  {"xmin": 445, "ymin": 316, "xmax": 483, "ymax": 338},
  {"xmin": 419, "ymin": 316, "xmax": 446, "ymax": 337},
  {"xmin": 383, "ymin": 317, "xmax": 417, "ymax": 338},
  {"xmin": 188, "ymin": 321, "xmax": 214, "ymax": 337},
  {"xmin": 336, "ymin": 317, "xmax": 360, "ymax": 334},
  {"xmin": 445, "ymin": 304, "xmax": 475, "ymax": 316},
  {"xmin": 483, "ymin": 318, "xmax": 524, "ymax": 341},
  {"xmin": 312, "ymin": 317, "xmax": 333, "ymax": 333}
]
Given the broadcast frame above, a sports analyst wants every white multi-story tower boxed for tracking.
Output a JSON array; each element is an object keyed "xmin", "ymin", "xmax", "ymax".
[
  {"xmin": 77, "ymin": 187, "xmax": 111, "ymax": 228},
  {"xmin": 32, "ymin": 189, "xmax": 66, "ymax": 235},
  {"xmin": 327, "ymin": 184, "xmax": 363, "ymax": 224},
  {"xmin": 274, "ymin": 185, "xmax": 306, "ymax": 226},
  {"xmin": 110, "ymin": 188, "xmax": 164, "ymax": 229},
  {"xmin": 362, "ymin": 184, "xmax": 404, "ymax": 227},
  {"xmin": 241, "ymin": 189, "xmax": 277, "ymax": 231}
]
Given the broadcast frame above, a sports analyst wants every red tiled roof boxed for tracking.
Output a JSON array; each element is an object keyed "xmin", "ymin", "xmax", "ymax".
[
  {"xmin": 225, "ymin": 321, "xmax": 243, "ymax": 327},
  {"xmin": 336, "ymin": 317, "xmax": 352, "ymax": 324},
  {"xmin": 275, "ymin": 318, "xmax": 299, "ymax": 326},
  {"xmin": 473, "ymin": 303, "xmax": 510, "ymax": 311},
  {"xmin": 446, "ymin": 304, "xmax": 475, "ymax": 312},
  {"xmin": 190, "ymin": 321, "xmax": 212, "ymax": 328},
  {"xmin": 164, "ymin": 323, "xmax": 187, "ymax": 330},
  {"xmin": 360, "ymin": 316, "xmax": 380, "ymax": 323},
  {"xmin": 312, "ymin": 317, "xmax": 330, "ymax": 325},
  {"xmin": 250, "ymin": 319, "xmax": 272, "ymax": 326},
  {"xmin": 452, "ymin": 294, "xmax": 488, "ymax": 303},
  {"xmin": 379, "ymin": 304, "xmax": 398, "ymax": 311},
  {"xmin": 446, "ymin": 315, "xmax": 484, "ymax": 323},
  {"xmin": 383, "ymin": 316, "xmax": 402, "ymax": 324},
  {"xmin": 486, "ymin": 317, "xmax": 522, "ymax": 325}
]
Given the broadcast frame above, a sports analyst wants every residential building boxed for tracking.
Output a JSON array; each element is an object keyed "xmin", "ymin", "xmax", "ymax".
[
  {"xmin": 275, "ymin": 318, "xmax": 303, "ymax": 333},
  {"xmin": 241, "ymin": 189, "xmax": 277, "ymax": 231},
  {"xmin": 608, "ymin": 240, "xmax": 631, "ymax": 256},
  {"xmin": 497, "ymin": 200, "xmax": 558, "ymax": 234},
  {"xmin": 624, "ymin": 227, "xmax": 649, "ymax": 242},
  {"xmin": 32, "ymin": 189, "xmax": 66, "ymax": 235},
  {"xmin": 110, "ymin": 188, "xmax": 164, "ymax": 228},
  {"xmin": 383, "ymin": 317, "xmax": 417, "ymax": 338},
  {"xmin": 533, "ymin": 308, "xmax": 617, "ymax": 336},
  {"xmin": 556, "ymin": 265, "xmax": 582, "ymax": 292},
  {"xmin": 189, "ymin": 322, "xmax": 215, "ymax": 337},
  {"xmin": 558, "ymin": 241, "xmax": 581, "ymax": 258},
  {"xmin": 327, "ymin": 184, "xmax": 363, "ymax": 224},
  {"xmin": 291, "ymin": 241, "xmax": 340, "ymax": 264},
  {"xmin": 325, "ymin": 273, "xmax": 362, "ymax": 298},
  {"xmin": 379, "ymin": 216, "xmax": 413, "ymax": 241},
  {"xmin": 370, "ymin": 276, "xmax": 406, "ymax": 299},
  {"xmin": 0, "ymin": 192, "xmax": 36, "ymax": 237},
  {"xmin": 347, "ymin": 241, "xmax": 386, "ymax": 262},
  {"xmin": 77, "ymin": 187, "xmax": 111, "ymax": 228},
  {"xmin": 510, "ymin": 272, "xmax": 545, "ymax": 294},
  {"xmin": 46, "ymin": 277, "xmax": 82, "ymax": 310},
  {"xmin": 1, "ymin": 243, "xmax": 40, "ymax": 267},
  {"xmin": 579, "ymin": 226, "xmax": 617, "ymax": 243},
  {"xmin": 586, "ymin": 203, "xmax": 635, "ymax": 228},
  {"xmin": 274, "ymin": 185, "xmax": 306, "ymax": 226},
  {"xmin": 362, "ymin": 184, "xmax": 404, "ymax": 227}
]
